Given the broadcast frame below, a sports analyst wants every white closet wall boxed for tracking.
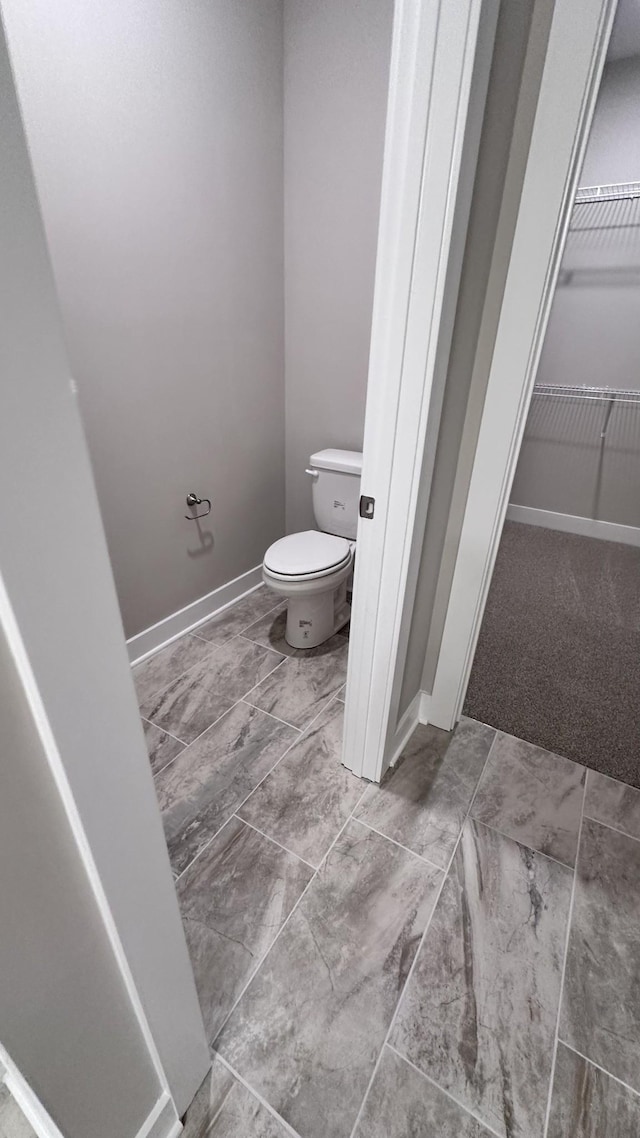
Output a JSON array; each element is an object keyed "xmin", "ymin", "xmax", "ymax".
[{"xmin": 510, "ymin": 57, "xmax": 640, "ymax": 535}]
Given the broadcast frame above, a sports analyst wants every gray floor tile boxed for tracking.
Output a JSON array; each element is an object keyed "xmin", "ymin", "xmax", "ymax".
[
  {"xmin": 133, "ymin": 634, "xmax": 214, "ymax": 708},
  {"xmin": 142, "ymin": 719, "xmax": 185, "ymax": 776},
  {"xmin": 560, "ymin": 817, "xmax": 640, "ymax": 1091},
  {"xmin": 196, "ymin": 588, "xmax": 282, "ymax": 646},
  {"xmin": 216, "ymin": 821, "xmax": 442, "ymax": 1138},
  {"xmin": 155, "ymin": 702, "xmax": 298, "ymax": 875},
  {"xmin": 547, "ymin": 1043, "xmax": 640, "ymax": 1138},
  {"xmin": 354, "ymin": 1046, "xmax": 492, "ymax": 1138},
  {"xmin": 470, "ymin": 732, "xmax": 585, "ymax": 866},
  {"xmin": 182, "ymin": 1055, "xmax": 289, "ymax": 1137},
  {"xmin": 391, "ymin": 818, "xmax": 573, "ymax": 1138},
  {"xmin": 0, "ymin": 1085, "xmax": 37, "ymax": 1138},
  {"xmin": 140, "ymin": 637, "xmax": 284, "ymax": 744},
  {"xmin": 584, "ymin": 769, "xmax": 640, "ymax": 841},
  {"xmin": 245, "ymin": 634, "xmax": 349, "ymax": 729},
  {"xmin": 356, "ymin": 718, "xmax": 495, "ymax": 868},
  {"xmin": 237, "ymin": 700, "xmax": 362, "ymax": 866},
  {"xmin": 240, "ymin": 605, "xmax": 297, "ymax": 657},
  {"xmin": 178, "ymin": 817, "xmax": 312, "ymax": 1043}
]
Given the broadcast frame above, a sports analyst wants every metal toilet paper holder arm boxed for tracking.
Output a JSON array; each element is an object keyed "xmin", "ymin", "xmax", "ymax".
[{"xmin": 184, "ymin": 492, "xmax": 211, "ymax": 520}]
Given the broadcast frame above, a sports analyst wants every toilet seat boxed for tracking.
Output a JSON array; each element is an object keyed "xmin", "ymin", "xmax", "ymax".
[{"xmin": 264, "ymin": 531, "xmax": 352, "ymax": 582}]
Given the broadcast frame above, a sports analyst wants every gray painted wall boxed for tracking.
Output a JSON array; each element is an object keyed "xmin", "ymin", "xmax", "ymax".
[
  {"xmin": 511, "ymin": 56, "xmax": 640, "ymax": 526},
  {"xmin": 0, "ymin": 9, "xmax": 210, "ymax": 1116},
  {"xmin": 0, "ymin": 624, "xmax": 159, "ymax": 1138},
  {"xmin": 3, "ymin": 0, "xmax": 285, "ymax": 637},
  {"xmin": 283, "ymin": 0, "xmax": 393, "ymax": 533}
]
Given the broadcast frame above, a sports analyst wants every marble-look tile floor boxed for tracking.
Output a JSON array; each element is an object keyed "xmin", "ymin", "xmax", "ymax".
[{"xmin": 135, "ymin": 587, "xmax": 640, "ymax": 1138}]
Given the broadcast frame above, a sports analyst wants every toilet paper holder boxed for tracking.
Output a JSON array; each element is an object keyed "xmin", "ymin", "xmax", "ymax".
[{"xmin": 184, "ymin": 492, "xmax": 211, "ymax": 520}]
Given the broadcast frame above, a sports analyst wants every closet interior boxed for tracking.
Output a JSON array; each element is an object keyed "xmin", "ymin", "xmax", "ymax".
[{"xmin": 465, "ymin": 68, "xmax": 640, "ymax": 787}]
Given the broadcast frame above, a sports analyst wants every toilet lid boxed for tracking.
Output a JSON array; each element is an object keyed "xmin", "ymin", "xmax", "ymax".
[{"xmin": 264, "ymin": 531, "xmax": 351, "ymax": 577}]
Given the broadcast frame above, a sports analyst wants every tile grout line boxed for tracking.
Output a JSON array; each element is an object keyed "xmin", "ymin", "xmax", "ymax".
[
  {"xmin": 137, "ymin": 629, "xmax": 280, "ymax": 713},
  {"xmin": 241, "ymin": 671, "xmax": 343, "ymax": 730},
  {"xmin": 144, "ymin": 711, "xmax": 189, "ymax": 778},
  {"xmin": 143, "ymin": 596, "xmax": 346, "ymax": 758},
  {"xmin": 460, "ymin": 726, "xmax": 499, "ymax": 828},
  {"xmin": 150, "ymin": 754, "xmax": 183, "ymax": 780},
  {"xmin": 347, "ymin": 729, "xmax": 499, "ymax": 1138},
  {"xmin": 234, "ymin": 816, "xmax": 316, "ymax": 870},
  {"xmin": 173, "ymin": 812, "xmax": 240, "ymax": 886},
  {"xmin": 213, "ymin": 1052, "xmax": 303, "ymax": 1138},
  {"xmin": 172, "ymin": 693, "xmax": 346, "ymax": 884},
  {"xmin": 467, "ymin": 816, "xmax": 579, "ymax": 871},
  {"xmin": 209, "ymin": 647, "xmax": 289, "ymax": 710},
  {"xmin": 349, "ymin": 815, "xmax": 445, "ymax": 874},
  {"xmin": 147, "ymin": 652, "xmax": 289, "ymax": 751},
  {"xmin": 384, "ymin": 1043, "xmax": 504, "ymax": 1138},
  {"xmin": 346, "ymin": 840, "xmax": 456, "ymax": 1138},
  {"xmin": 153, "ymin": 696, "xmax": 299, "ymax": 783},
  {"xmin": 239, "ymin": 699, "xmax": 303, "ymax": 733},
  {"xmin": 216, "ymin": 691, "xmax": 347, "ymax": 839},
  {"xmin": 582, "ymin": 811, "xmax": 640, "ymax": 846},
  {"xmin": 556, "ymin": 1038, "xmax": 640, "ymax": 1099},
  {"xmin": 191, "ymin": 597, "xmax": 285, "ymax": 645},
  {"xmin": 140, "ymin": 624, "xmax": 284, "ymax": 721},
  {"xmin": 141, "ymin": 716, "xmax": 184, "ymax": 747},
  {"xmin": 541, "ymin": 769, "xmax": 588, "ymax": 1138},
  {"xmin": 211, "ymin": 780, "xmax": 372, "ymax": 1055},
  {"xmin": 133, "ymin": 633, "xmax": 218, "ymax": 696}
]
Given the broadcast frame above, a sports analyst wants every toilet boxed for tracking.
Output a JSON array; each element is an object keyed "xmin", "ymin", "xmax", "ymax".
[{"xmin": 263, "ymin": 449, "xmax": 363, "ymax": 649}]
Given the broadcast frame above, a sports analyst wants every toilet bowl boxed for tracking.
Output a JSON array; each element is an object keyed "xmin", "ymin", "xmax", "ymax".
[
  {"xmin": 263, "ymin": 530, "xmax": 354, "ymax": 649},
  {"xmin": 262, "ymin": 449, "xmax": 362, "ymax": 649}
]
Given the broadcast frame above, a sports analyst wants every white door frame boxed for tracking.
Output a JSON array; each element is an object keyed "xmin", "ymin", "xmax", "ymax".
[
  {"xmin": 342, "ymin": 0, "xmax": 500, "ymax": 781},
  {"xmin": 428, "ymin": 0, "xmax": 617, "ymax": 730},
  {"xmin": 0, "ymin": 1047, "xmax": 65, "ymax": 1138},
  {"xmin": 0, "ymin": 17, "xmax": 209, "ymax": 1132}
]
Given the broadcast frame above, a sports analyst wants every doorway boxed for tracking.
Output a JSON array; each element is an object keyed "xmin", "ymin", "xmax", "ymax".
[{"xmin": 462, "ymin": 5, "xmax": 640, "ymax": 785}]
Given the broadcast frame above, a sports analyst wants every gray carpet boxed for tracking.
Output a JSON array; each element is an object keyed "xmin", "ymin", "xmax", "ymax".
[{"xmin": 464, "ymin": 521, "xmax": 640, "ymax": 788}]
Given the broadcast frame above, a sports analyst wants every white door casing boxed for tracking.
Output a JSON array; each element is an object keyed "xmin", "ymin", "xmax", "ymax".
[
  {"xmin": 342, "ymin": 0, "xmax": 500, "ymax": 781},
  {"xmin": 0, "ymin": 16, "xmax": 209, "ymax": 1132}
]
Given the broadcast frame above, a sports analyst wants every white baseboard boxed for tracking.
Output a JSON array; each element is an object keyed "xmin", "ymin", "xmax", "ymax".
[
  {"xmin": 127, "ymin": 566, "xmax": 263, "ymax": 666},
  {"xmin": 418, "ymin": 691, "xmax": 431, "ymax": 725},
  {"xmin": 507, "ymin": 504, "xmax": 640, "ymax": 548},
  {"xmin": 384, "ymin": 690, "xmax": 431, "ymax": 775},
  {"xmin": 135, "ymin": 1092, "xmax": 182, "ymax": 1138},
  {"xmin": 0, "ymin": 1044, "xmax": 65, "ymax": 1138},
  {"xmin": 0, "ymin": 1046, "xmax": 183, "ymax": 1138}
]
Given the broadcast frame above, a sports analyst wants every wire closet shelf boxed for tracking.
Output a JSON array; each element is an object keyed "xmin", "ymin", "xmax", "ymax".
[
  {"xmin": 531, "ymin": 181, "xmax": 640, "ymax": 429},
  {"xmin": 533, "ymin": 384, "xmax": 640, "ymax": 405}
]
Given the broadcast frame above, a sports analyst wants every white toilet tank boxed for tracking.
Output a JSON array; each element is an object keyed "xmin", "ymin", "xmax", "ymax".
[{"xmin": 308, "ymin": 449, "xmax": 363, "ymax": 540}]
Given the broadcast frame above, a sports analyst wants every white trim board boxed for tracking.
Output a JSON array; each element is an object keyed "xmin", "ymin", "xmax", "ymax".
[
  {"xmin": 0, "ymin": 571, "xmax": 180, "ymax": 1133},
  {"xmin": 127, "ymin": 566, "xmax": 262, "ymax": 666},
  {"xmin": 385, "ymin": 690, "xmax": 431, "ymax": 773},
  {"xmin": 135, "ymin": 1092, "xmax": 182, "ymax": 1138},
  {"xmin": 507, "ymin": 504, "xmax": 640, "ymax": 548},
  {"xmin": 0, "ymin": 1044, "xmax": 65, "ymax": 1138},
  {"xmin": 342, "ymin": 0, "xmax": 499, "ymax": 783}
]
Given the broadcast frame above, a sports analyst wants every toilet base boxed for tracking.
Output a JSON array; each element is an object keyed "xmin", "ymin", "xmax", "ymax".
[{"xmin": 285, "ymin": 579, "xmax": 350, "ymax": 649}]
